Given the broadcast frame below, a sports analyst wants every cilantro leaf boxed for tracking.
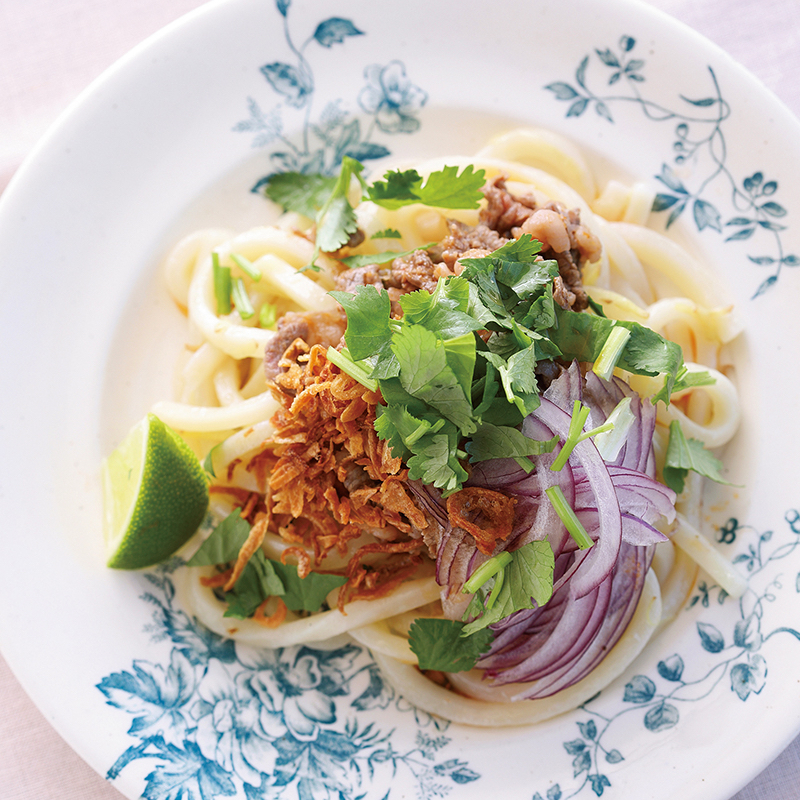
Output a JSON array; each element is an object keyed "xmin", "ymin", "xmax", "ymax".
[
  {"xmin": 264, "ymin": 172, "xmax": 337, "ymax": 218},
  {"xmin": 224, "ymin": 551, "xmax": 285, "ymax": 619},
  {"xmin": 186, "ymin": 510, "xmax": 250, "ymax": 566},
  {"xmin": 366, "ymin": 169, "xmax": 422, "ymax": 208},
  {"xmin": 368, "ymin": 165, "xmax": 486, "ymax": 210},
  {"xmin": 462, "ymin": 541, "xmax": 555, "ymax": 635},
  {"xmin": 408, "ymin": 619, "xmax": 494, "ymax": 672},
  {"xmin": 406, "ymin": 433, "xmax": 468, "ymax": 495},
  {"xmin": 270, "ymin": 560, "xmax": 347, "ymax": 612},
  {"xmin": 662, "ymin": 420, "xmax": 731, "ymax": 494},
  {"xmin": 371, "ymin": 228, "xmax": 402, "ymax": 239},
  {"xmin": 392, "ymin": 325, "xmax": 476, "ymax": 433},
  {"xmin": 651, "ymin": 366, "xmax": 716, "ymax": 405},
  {"xmin": 374, "ymin": 404, "xmax": 442, "ymax": 461},
  {"xmin": 329, "ymin": 285, "xmax": 392, "ymax": 361},
  {"xmin": 316, "ymin": 192, "xmax": 358, "ymax": 253},
  {"xmin": 549, "ymin": 305, "xmax": 683, "ymax": 395},
  {"xmin": 466, "ymin": 422, "xmax": 558, "ymax": 464}
]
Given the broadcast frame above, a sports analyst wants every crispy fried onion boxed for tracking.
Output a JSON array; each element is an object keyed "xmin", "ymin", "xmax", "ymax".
[
  {"xmin": 230, "ymin": 343, "xmax": 430, "ymax": 602},
  {"xmin": 445, "ymin": 486, "xmax": 517, "ymax": 555}
]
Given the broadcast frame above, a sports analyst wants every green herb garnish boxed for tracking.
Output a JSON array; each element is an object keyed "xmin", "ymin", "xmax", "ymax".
[
  {"xmin": 408, "ymin": 619, "xmax": 494, "ymax": 672},
  {"xmin": 662, "ymin": 419, "xmax": 731, "ymax": 494}
]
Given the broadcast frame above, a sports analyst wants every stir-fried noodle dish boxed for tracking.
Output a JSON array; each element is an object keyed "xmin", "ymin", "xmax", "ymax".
[{"xmin": 116, "ymin": 128, "xmax": 744, "ymax": 726}]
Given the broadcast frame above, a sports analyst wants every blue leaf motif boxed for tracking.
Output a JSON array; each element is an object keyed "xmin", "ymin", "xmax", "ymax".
[
  {"xmin": 595, "ymin": 101, "xmax": 613, "ymax": 122},
  {"xmin": 572, "ymin": 749, "xmax": 592, "ymax": 777},
  {"xmin": 450, "ymin": 766, "xmax": 481, "ymax": 784},
  {"xmin": 733, "ymin": 614, "xmax": 763, "ymax": 651},
  {"xmin": 784, "ymin": 255, "xmax": 800, "ymax": 266},
  {"xmin": 352, "ymin": 664, "xmax": 394, "ymax": 710},
  {"xmin": 697, "ymin": 621, "xmax": 725, "ymax": 652},
  {"xmin": 760, "ymin": 201, "xmax": 787, "ymax": 217},
  {"xmin": 545, "ymin": 82, "xmax": 579, "ymax": 100},
  {"xmin": 652, "ymin": 193, "xmax": 681, "ymax": 211},
  {"xmin": 656, "ymin": 654, "xmax": 684, "ymax": 682},
  {"xmin": 142, "ymin": 739, "xmax": 236, "ymax": 800},
  {"xmin": 547, "ymin": 786, "xmax": 563, "ymax": 800},
  {"xmin": 762, "ymin": 180, "xmax": 778, "ymax": 195},
  {"xmin": 589, "ymin": 773, "xmax": 612, "ymax": 796},
  {"xmin": 693, "ymin": 198, "xmax": 722, "ymax": 232},
  {"xmin": 725, "ymin": 227, "xmax": 756, "ymax": 242},
  {"xmin": 567, "ymin": 98, "xmax": 589, "ymax": 117},
  {"xmin": 752, "ymin": 275, "xmax": 778, "ymax": 297},
  {"xmin": 97, "ymin": 649, "xmax": 196, "ymax": 746},
  {"xmin": 275, "ymin": 0, "xmax": 290, "ymax": 16},
  {"xmin": 578, "ymin": 720, "xmax": 597, "ymax": 740},
  {"xmin": 748, "ymin": 255, "xmax": 776, "ymax": 265},
  {"xmin": 644, "ymin": 702, "xmax": 680, "ymax": 732},
  {"xmin": 620, "ymin": 35, "xmax": 636, "ymax": 52},
  {"xmin": 656, "ymin": 164, "xmax": 688, "ymax": 194},
  {"xmin": 605, "ymin": 749, "xmax": 624, "ymax": 764},
  {"xmin": 313, "ymin": 17, "xmax": 365, "ymax": 48},
  {"xmin": 564, "ymin": 738, "xmax": 588, "ymax": 755},
  {"xmin": 623, "ymin": 675, "xmax": 656, "ymax": 703},
  {"xmin": 260, "ymin": 62, "xmax": 311, "ymax": 108},
  {"xmin": 596, "ymin": 48, "xmax": 620, "ymax": 68},
  {"xmin": 344, "ymin": 142, "xmax": 391, "ymax": 162},
  {"xmin": 731, "ymin": 655, "xmax": 768, "ymax": 700},
  {"xmin": 680, "ymin": 95, "xmax": 717, "ymax": 107}
]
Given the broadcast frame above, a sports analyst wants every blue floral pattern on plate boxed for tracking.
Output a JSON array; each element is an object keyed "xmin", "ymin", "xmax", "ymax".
[
  {"xmin": 545, "ymin": 35, "xmax": 799, "ymax": 298},
  {"xmin": 98, "ymin": 559, "xmax": 479, "ymax": 800},
  {"xmin": 235, "ymin": 0, "xmax": 426, "ymax": 189},
  {"xmin": 96, "ymin": 6, "xmax": 800, "ymax": 799},
  {"xmin": 531, "ymin": 510, "xmax": 800, "ymax": 800}
]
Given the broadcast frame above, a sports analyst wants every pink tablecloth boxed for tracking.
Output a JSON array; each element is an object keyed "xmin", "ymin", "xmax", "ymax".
[{"xmin": 1, "ymin": 0, "xmax": 799, "ymax": 798}]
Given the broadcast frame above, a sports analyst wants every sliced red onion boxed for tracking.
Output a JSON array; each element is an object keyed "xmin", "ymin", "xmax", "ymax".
[{"xmin": 407, "ymin": 363, "xmax": 675, "ymax": 696}]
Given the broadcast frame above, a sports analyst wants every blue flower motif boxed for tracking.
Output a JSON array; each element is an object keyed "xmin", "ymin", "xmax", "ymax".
[
  {"xmin": 238, "ymin": 648, "xmax": 336, "ymax": 741},
  {"xmin": 192, "ymin": 660, "xmax": 283, "ymax": 787},
  {"xmin": 358, "ymin": 61, "xmax": 428, "ymax": 133}
]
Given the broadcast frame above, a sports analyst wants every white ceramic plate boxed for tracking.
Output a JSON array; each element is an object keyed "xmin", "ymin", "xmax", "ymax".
[{"xmin": 2, "ymin": 1, "xmax": 800, "ymax": 798}]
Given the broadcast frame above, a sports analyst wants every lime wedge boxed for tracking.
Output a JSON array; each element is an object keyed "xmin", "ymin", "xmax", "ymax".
[{"xmin": 102, "ymin": 413, "xmax": 209, "ymax": 569}]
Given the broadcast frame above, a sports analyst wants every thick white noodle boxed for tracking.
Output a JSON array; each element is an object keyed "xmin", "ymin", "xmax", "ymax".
[
  {"xmin": 163, "ymin": 228, "xmax": 234, "ymax": 308},
  {"xmin": 151, "ymin": 391, "xmax": 281, "ymax": 433},
  {"xmin": 611, "ymin": 222, "xmax": 727, "ymax": 308},
  {"xmin": 670, "ymin": 513, "xmax": 747, "ymax": 598},
  {"xmin": 176, "ymin": 571, "xmax": 441, "ymax": 647},
  {"xmin": 474, "ymin": 128, "xmax": 598, "ymax": 201},
  {"xmin": 372, "ymin": 570, "xmax": 661, "ymax": 726}
]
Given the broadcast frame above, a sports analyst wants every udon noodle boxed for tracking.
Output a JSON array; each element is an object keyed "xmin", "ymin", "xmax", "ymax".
[{"xmin": 154, "ymin": 128, "xmax": 742, "ymax": 726}]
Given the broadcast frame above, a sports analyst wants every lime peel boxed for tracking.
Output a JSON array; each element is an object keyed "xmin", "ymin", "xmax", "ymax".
[{"xmin": 102, "ymin": 413, "xmax": 209, "ymax": 569}]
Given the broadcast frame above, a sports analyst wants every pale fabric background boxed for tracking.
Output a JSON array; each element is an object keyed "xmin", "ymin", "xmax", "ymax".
[{"xmin": 1, "ymin": 0, "xmax": 799, "ymax": 798}]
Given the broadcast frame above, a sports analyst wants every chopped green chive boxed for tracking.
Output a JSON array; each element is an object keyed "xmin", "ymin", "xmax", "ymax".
[
  {"xmin": 551, "ymin": 400, "xmax": 591, "ymax": 471},
  {"xmin": 593, "ymin": 325, "xmax": 632, "ymax": 380},
  {"xmin": 463, "ymin": 551, "xmax": 513, "ymax": 594},
  {"xmin": 259, "ymin": 302, "xmax": 278, "ymax": 329},
  {"xmin": 545, "ymin": 485, "xmax": 593, "ymax": 550},
  {"xmin": 485, "ymin": 567, "xmax": 505, "ymax": 609},
  {"xmin": 325, "ymin": 346, "xmax": 378, "ymax": 392},
  {"xmin": 212, "ymin": 252, "xmax": 232, "ymax": 315},
  {"xmin": 231, "ymin": 277, "xmax": 255, "ymax": 319},
  {"xmin": 230, "ymin": 252, "xmax": 262, "ymax": 282}
]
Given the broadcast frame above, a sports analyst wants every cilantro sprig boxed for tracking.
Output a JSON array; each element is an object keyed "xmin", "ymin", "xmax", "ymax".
[
  {"xmin": 662, "ymin": 420, "xmax": 732, "ymax": 494},
  {"xmin": 186, "ymin": 511, "xmax": 346, "ymax": 619},
  {"xmin": 265, "ymin": 159, "xmax": 486, "ymax": 270}
]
